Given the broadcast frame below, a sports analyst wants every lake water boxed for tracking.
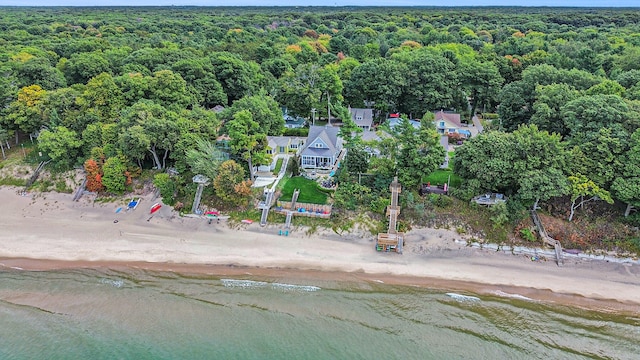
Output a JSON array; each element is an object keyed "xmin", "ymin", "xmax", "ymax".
[{"xmin": 0, "ymin": 268, "xmax": 638, "ymax": 359}]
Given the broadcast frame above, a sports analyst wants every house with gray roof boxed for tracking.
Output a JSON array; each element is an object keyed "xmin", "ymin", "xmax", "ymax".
[
  {"xmin": 300, "ymin": 126, "xmax": 343, "ymax": 169},
  {"xmin": 284, "ymin": 115, "xmax": 306, "ymax": 129},
  {"xmin": 267, "ymin": 136, "xmax": 305, "ymax": 156},
  {"xmin": 349, "ymin": 107, "xmax": 374, "ymax": 131},
  {"xmin": 388, "ymin": 117, "xmax": 421, "ymax": 130}
]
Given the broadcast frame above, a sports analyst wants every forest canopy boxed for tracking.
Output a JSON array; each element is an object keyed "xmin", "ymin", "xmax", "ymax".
[{"xmin": 0, "ymin": 6, "xmax": 639, "ymax": 220}]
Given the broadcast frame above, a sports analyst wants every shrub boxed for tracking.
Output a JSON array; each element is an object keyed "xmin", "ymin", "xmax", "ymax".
[
  {"xmin": 490, "ymin": 202, "xmax": 509, "ymax": 228},
  {"xmin": 506, "ymin": 199, "xmax": 528, "ymax": 223},
  {"xmin": 153, "ymin": 173, "xmax": 177, "ymax": 205},
  {"xmin": 520, "ymin": 228, "xmax": 537, "ymax": 242},
  {"xmin": 370, "ymin": 196, "xmax": 390, "ymax": 214},
  {"xmin": 429, "ymin": 194, "xmax": 452, "ymax": 208},
  {"xmin": 287, "ymin": 156, "xmax": 300, "ymax": 177}
]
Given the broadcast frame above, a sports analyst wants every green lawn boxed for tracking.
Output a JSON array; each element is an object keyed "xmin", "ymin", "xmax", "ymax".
[
  {"xmin": 279, "ymin": 176, "xmax": 328, "ymax": 204},
  {"xmin": 273, "ymin": 158, "xmax": 283, "ymax": 174},
  {"xmin": 423, "ymin": 169, "xmax": 462, "ymax": 188}
]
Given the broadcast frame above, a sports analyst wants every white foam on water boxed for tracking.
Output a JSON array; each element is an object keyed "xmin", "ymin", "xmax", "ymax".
[
  {"xmin": 492, "ymin": 290, "xmax": 534, "ymax": 301},
  {"xmin": 446, "ymin": 293, "xmax": 480, "ymax": 302},
  {"xmin": 10, "ymin": 266, "xmax": 24, "ymax": 270},
  {"xmin": 100, "ymin": 278, "xmax": 124, "ymax": 288},
  {"xmin": 220, "ymin": 279, "xmax": 320, "ymax": 291},
  {"xmin": 271, "ymin": 283, "xmax": 321, "ymax": 292},
  {"xmin": 372, "ymin": 280, "xmax": 384, "ymax": 284},
  {"xmin": 221, "ymin": 279, "xmax": 268, "ymax": 289}
]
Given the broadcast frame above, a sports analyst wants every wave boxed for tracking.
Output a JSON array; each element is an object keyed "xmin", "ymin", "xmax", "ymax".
[
  {"xmin": 446, "ymin": 292, "xmax": 480, "ymax": 302},
  {"xmin": 491, "ymin": 290, "xmax": 534, "ymax": 301},
  {"xmin": 99, "ymin": 278, "xmax": 124, "ymax": 288},
  {"xmin": 221, "ymin": 279, "xmax": 320, "ymax": 292},
  {"xmin": 271, "ymin": 283, "xmax": 320, "ymax": 292},
  {"xmin": 221, "ymin": 279, "xmax": 268, "ymax": 288}
]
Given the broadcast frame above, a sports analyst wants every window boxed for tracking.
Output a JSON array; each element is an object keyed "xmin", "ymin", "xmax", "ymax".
[
  {"xmin": 315, "ymin": 142, "xmax": 324, "ymax": 148},
  {"xmin": 302, "ymin": 157, "xmax": 315, "ymax": 166},
  {"xmin": 290, "ymin": 144, "xmax": 298, "ymax": 149},
  {"xmin": 439, "ymin": 121, "xmax": 445, "ymax": 127},
  {"xmin": 279, "ymin": 146, "xmax": 285, "ymax": 153},
  {"xmin": 266, "ymin": 149, "xmax": 273, "ymax": 154}
]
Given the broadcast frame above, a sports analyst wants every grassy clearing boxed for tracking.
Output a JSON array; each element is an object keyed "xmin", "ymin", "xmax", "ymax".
[
  {"xmin": 423, "ymin": 169, "xmax": 462, "ymax": 187},
  {"xmin": 279, "ymin": 176, "xmax": 328, "ymax": 204}
]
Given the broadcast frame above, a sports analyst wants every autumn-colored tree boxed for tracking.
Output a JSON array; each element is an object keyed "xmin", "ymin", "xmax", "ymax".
[
  {"xmin": 84, "ymin": 158, "xmax": 104, "ymax": 192},
  {"xmin": 213, "ymin": 160, "xmax": 252, "ymax": 207}
]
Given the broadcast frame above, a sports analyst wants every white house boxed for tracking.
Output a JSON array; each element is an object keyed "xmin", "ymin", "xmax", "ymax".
[{"xmin": 434, "ymin": 110, "xmax": 469, "ymax": 136}]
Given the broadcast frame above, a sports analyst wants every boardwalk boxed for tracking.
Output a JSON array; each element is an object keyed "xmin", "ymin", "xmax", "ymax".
[{"xmin": 377, "ymin": 177, "xmax": 403, "ymax": 254}]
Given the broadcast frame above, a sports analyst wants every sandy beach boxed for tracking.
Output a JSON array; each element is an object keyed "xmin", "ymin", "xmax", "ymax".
[{"xmin": 1, "ymin": 187, "xmax": 639, "ymax": 311}]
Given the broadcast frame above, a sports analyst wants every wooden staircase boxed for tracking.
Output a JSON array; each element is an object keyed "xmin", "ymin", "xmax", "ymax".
[
  {"xmin": 377, "ymin": 177, "xmax": 404, "ymax": 254},
  {"xmin": 530, "ymin": 210, "xmax": 564, "ymax": 266}
]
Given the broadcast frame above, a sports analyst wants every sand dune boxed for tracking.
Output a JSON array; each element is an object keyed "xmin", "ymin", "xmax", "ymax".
[{"xmin": 0, "ymin": 187, "xmax": 639, "ymax": 310}]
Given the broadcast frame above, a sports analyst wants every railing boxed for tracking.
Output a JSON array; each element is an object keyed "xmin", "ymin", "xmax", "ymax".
[{"xmin": 530, "ymin": 210, "xmax": 564, "ymax": 266}]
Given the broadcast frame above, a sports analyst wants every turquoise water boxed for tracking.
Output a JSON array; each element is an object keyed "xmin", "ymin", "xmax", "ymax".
[{"xmin": 0, "ymin": 268, "xmax": 638, "ymax": 359}]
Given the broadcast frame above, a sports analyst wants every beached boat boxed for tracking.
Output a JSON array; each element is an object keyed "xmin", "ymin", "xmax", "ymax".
[
  {"xmin": 150, "ymin": 203, "xmax": 162, "ymax": 214},
  {"xmin": 241, "ymin": 219, "xmax": 253, "ymax": 224}
]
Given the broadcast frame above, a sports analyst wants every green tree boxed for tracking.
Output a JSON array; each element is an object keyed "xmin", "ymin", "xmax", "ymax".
[
  {"xmin": 76, "ymin": 72, "xmax": 124, "ymax": 121},
  {"xmin": 210, "ymin": 52, "xmax": 264, "ymax": 105},
  {"xmin": 15, "ymin": 57, "xmax": 66, "ymax": 90},
  {"xmin": 562, "ymin": 95, "xmax": 630, "ymax": 142},
  {"xmin": 395, "ymin": 118, "xmax": 445, "ymax": 189},
  {"xmin": 572, "ymin": 127, "xmax": 627, "ymax": 189},
  {"xmin": 102, "ymin": 156, "xmax": 128, "ymax": 195},
  {"xmin": 227, "ymin": 110, "xmax": 268, "ymax": 180},
  {"xmin": 153, "ymin": 173, "xmax": 177, "ymax": 205},
  {"xmin": 567, "ymin": 174, "xmax": 613, "ymax": 221},
  {"xmin": 5, "ymin": 85, "xmax": 47, "ymax": 136},
  {"xmin": 530, "ymin": 83, "xmax": 579, "ymax": 137},
  {"xmin": 63, "ymin": 51, "xmax": 111, "ymax": 85},
  {"xmin": 518, "ymin": 168, "xmax": 569, "ymax": 211},
  {"xmin": 119, "ymin": 101, "xmax": 179, "ymax": 170},
  {"xmin": 459, "ymin": 60, "xmax": 503, "ymax": 118},
  {"xmin": 172, "ymin": 57, "xmax": 227, "ymax": 108},
  {"xmin": 37, "ymin": 126, "xmax": 82, "ymax": 169},
  {"xmin": 148, "ymin": 70, "xmax": 194, "ymax": 109},
  {"xmin": 186, "ymin": 139, "xmax": 225, "ymax": 181},
  {"xmin": 611, "ymin": 129, "xmax": 640, "ymax": 217},
  {"xmin": 345, "ymin": 58, "xmax": 407, "ymax": 113},
  {"xmin": 224, "ymin": 93, "xmax": 283, "ymax": 136}
]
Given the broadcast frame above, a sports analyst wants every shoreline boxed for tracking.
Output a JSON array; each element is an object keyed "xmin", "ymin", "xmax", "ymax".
[
  {"xmin": 1, "ymin": 257, "xmax": 638, "ymax": 314},
  {"xmin": 0, "ymin": 187, "xmax": 639, "ymax": 313}
]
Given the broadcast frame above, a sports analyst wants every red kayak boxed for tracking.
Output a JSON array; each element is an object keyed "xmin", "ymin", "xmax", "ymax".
[{"xmin": 150, "ymin": 203, "xmax": 162, "ymax": 214}]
